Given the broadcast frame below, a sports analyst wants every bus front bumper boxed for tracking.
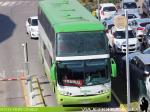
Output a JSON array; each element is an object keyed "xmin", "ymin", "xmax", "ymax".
[{"xmin": 56, "ymin": 91, "xmax": 111, "ymax": 105}]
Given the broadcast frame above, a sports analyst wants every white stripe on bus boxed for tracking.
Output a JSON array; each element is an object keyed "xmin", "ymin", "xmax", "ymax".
[{"xmin": 56, "ymin": 54, "xmax": 110, "ymax": 61}]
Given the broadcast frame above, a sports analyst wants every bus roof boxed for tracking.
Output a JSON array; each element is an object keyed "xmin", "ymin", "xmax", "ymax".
[{"xmin": 39, "ymin": 0, "xmax": 105, "ymax": 32}]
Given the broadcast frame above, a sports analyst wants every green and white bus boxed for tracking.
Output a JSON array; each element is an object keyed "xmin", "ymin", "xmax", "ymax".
[{"xmin": 38, "ymin": 0, "xmax": 117, "ymax": 105}]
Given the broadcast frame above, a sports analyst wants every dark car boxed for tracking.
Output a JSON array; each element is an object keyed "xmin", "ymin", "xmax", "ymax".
[
  {"xmin": 130, "ymin": 54, "xmax": 150, "ymax": 97},
  {"xmin": 122, "ymin": 53, "xmax": 150, "ymax": 99}
]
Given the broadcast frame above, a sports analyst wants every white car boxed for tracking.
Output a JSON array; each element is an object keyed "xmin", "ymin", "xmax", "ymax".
[
  {"xmin": 120, "ymin": 0, "xmax": 140, "ymax": 14},
  {"xmin": 107, "ymin": 26, "xmax": 140, "ymax": 53},
  {"xmin": 26, "ymin": 16, "xmax": 39, "ymax": 38},
  {"xmin": 96, "ymin": 3, "xmax": 117, "ymax": 20}
]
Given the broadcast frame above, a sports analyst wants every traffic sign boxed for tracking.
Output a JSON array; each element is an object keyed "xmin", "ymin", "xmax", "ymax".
[{"xmin": 114, "ymin": 16, "xmax": 127, "ymax": 29}]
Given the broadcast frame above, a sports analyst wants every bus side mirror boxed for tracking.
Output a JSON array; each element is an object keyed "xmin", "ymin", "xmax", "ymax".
[
  {"xmin": 50, "ymin": 63, "xmax": 56, "ymax": 81},
  {"xmin": 111, "ymin": 58, "xmax": 117, "ymax": 78}
]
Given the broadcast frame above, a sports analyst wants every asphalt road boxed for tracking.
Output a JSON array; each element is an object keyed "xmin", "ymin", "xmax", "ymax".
[
  {"xmin": 0, "ymin": 0, "xmax": 119, "ymax": 107},
  {"xmin": 0, "ymin": 0, "xmax": 43, "ymax": 106}
]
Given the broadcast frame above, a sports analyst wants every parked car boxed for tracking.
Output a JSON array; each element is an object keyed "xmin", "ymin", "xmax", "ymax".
[
  {"xmin": 129, "ymin": 18, "xmax": 150, "ymax": 42},
  {"xmin": 26, "ymin": 16, "xmax": 39, "ymax": 39},
  {"xmin": 107, "ymin": 26, "xmax": 140, "ymax": 53},
  {"xmin": 96, "ymin": 3, "xmax": 117, "ymax": 20},
  {"xmin": 142, "ymin": 0, "xmax": 150, "ymax": 16},
  {"xmin": 143, "ymin": 24, "xmax": 150, "ymax": 48},
  {"xmin": 120, "ymin": 0, "xmax": 140, "ymax": 14}
]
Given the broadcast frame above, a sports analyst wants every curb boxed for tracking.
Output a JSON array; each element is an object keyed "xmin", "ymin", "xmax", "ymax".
[
  {"xmin": 0, "ymin": 75, "xmax": 26, "ymax": 81},
  {"xmin": 32, "ymin": 76, "xmax": 45, "ymax": 107},
  {"xmin": 21, "ymin": 80, "xmax": 30, "ymax": 107}
]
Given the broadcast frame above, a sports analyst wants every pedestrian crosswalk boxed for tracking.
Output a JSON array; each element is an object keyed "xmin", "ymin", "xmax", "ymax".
[{"xmin": 0, "ymin": 1, "xmax": 32, "ymax": 7}]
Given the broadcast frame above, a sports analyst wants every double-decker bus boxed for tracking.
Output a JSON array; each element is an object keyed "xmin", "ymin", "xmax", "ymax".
[{"xmin": 38, "ymin": 0, "xmax": 117, "ymax": 105}]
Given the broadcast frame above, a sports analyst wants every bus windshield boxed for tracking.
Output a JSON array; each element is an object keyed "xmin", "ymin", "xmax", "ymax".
[
  {"xmin": 56, "ymin": 31, "xmax": 108, "ymax": 56},
  {"xmin": 57, "ymin": 59, "xmax": 110, "ymax": 87}
]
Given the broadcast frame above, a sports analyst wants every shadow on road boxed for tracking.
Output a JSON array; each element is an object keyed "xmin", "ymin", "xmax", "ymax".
[{"xmin": 0, "ymin": 14, "xmax": 16, "ymax": 43}]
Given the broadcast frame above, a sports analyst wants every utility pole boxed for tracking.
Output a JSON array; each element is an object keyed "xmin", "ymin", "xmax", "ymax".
[
  {"xmin": 97, "ymin": 0, "xmax": 100, "ymax": 21},
  {"xmin": 22, "ymin": 42, "xmax": 32, "ymax": 106},
  {"xmin": 125, "ymin": 10, "xmax": 131, "ymax": 112}
]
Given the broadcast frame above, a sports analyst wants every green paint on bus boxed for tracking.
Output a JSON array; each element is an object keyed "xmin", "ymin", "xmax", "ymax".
[
  {"xmin": 38, "ymin": 0, "xmax": 117, "ymax": 106},
  {"xmin": 38, "ymin": 0, "xmax": 105, "ymax": 32}
]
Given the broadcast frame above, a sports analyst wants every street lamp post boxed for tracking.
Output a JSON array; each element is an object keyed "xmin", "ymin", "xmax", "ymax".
[
  {"xmin": 125, "ymin": 10, "xmax": 131, "ymax": 112},
  {"xmin": 97, "ymin": 0, "xmax": 100, "ymax": 21},
  {"xmin": 22, "ymin": 42, "xmax": 32, "ymax": 106}
]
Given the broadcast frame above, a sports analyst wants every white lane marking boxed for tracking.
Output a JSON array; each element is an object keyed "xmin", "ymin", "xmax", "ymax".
[
  {"xmin": 1, "ymin": 1, "xmax": 10, "ymax": 6},
  {"xmin": 0, "ymin": 1, "xmax": 32, "ymax": 7},
  {"xmin": 7, "ymin": 1, "xmax": 16, "ymax": 7},
  {"xmin": 15, "ymin": 1, "xmax": 24, "ymax": 6},
  {"xmin": 0, "ymin": 2, "xmax": 3, "ymax": 5}
]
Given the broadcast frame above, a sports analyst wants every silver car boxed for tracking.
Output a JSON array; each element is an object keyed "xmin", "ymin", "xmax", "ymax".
[{"xmin": 129, "ymin": 18, "xmax": 150, "ymax": 42}]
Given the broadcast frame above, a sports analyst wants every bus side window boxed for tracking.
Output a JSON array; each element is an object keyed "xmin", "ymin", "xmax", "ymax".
[{"xmin": 43, "ymin": 43, "xmax": 52, "ymax": 67}]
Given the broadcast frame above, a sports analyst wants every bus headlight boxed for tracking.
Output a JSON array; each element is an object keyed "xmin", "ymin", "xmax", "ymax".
[
  {"xmin": 60, "ymin": 91, "xmax": 72, "ymax": 96},
  {"xmin": 98, "ymin": 89, "xmax": 109, "ymax": 94}
]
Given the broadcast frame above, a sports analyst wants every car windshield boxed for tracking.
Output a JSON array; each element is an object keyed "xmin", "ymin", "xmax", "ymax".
[
  {"xmin": 56, "ymin": 31, "xmax": 108, "ymax": 56},
  {"xmin": 128, "ymin": 14, "xmax": 137, "ymax": 19},
  {"xmin": 122, "ymin": 14, "xmax": 137, "ymax": 19},
  {"xmin": 123, "ymin": 2, "xmax": 137, "ymax": 9},
  {"xmin": 31, "ymin": 19, "xmax": 38, "ymax": 26},
  {"xmin": 114, "ymin": 30, "xmax": 135, "ymax": 39},
  {"xmin": 57, "ymin": 59, "xmax": 110, "ymax": 87},
  {"xmin": 103, "ymin": 6, "xmax": 116, "ymax": 12}
]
